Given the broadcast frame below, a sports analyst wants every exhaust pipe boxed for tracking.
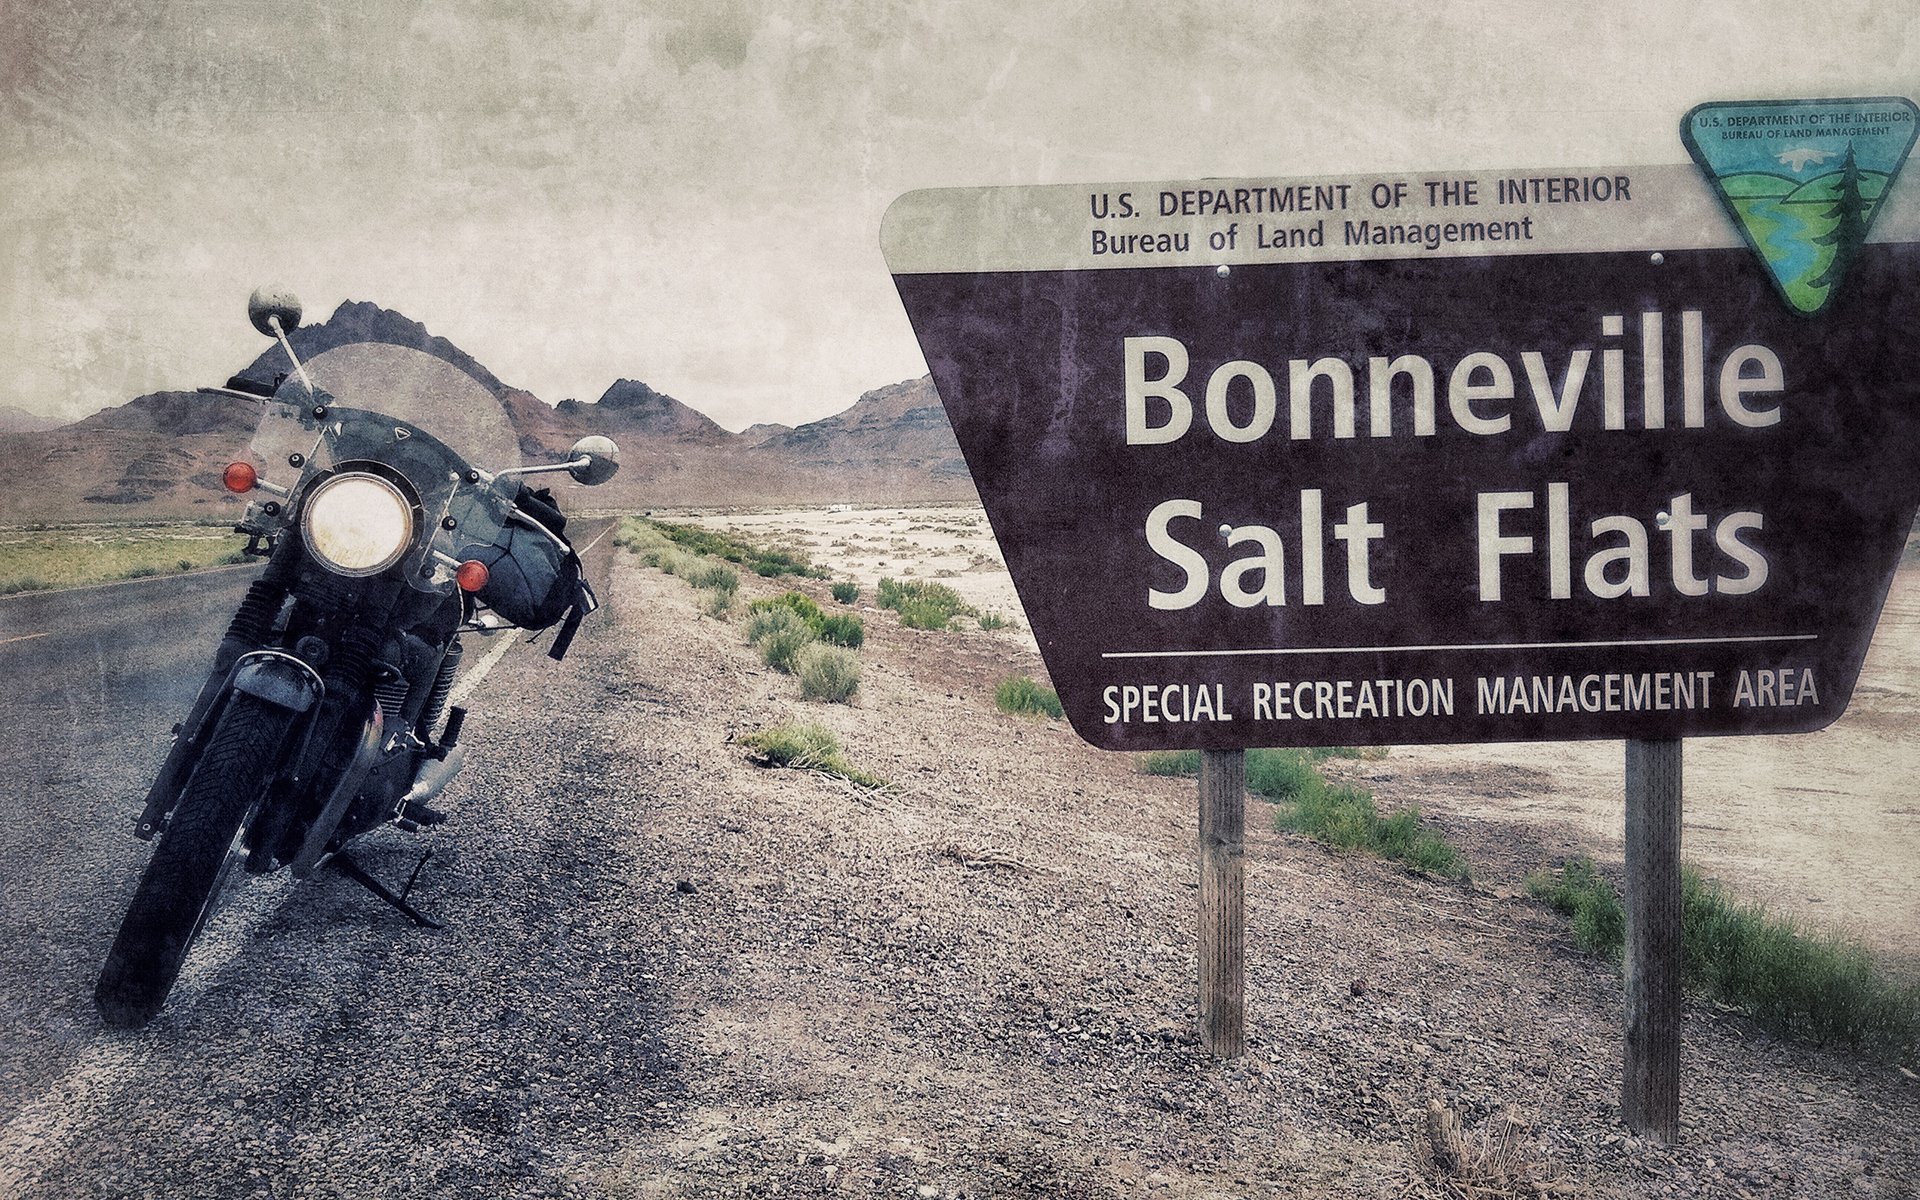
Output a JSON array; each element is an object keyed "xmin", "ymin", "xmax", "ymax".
[{"xmin": 401, "ymin": 744, "xmax": 467, "ymax": 811}]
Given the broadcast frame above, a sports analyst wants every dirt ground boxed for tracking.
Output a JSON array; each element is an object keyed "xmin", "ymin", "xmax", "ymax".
[
  {"xmin": 683, "ymin": 503, "xmax": 1920, "ymax": 967},
  {"xmin": 615, "ymin": 506, "xmax": 1919, "ymax": 1198}
]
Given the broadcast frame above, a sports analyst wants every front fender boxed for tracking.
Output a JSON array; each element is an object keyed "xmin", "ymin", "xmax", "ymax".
[{"xmin": 230, "ymin": 651, "xmax": 325, "ymax": 713}]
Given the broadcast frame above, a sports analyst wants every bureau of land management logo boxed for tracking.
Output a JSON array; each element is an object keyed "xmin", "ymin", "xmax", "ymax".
[{"xmin": 1683, "ymin": 96, "xmax": 1918, "ymax": 316}]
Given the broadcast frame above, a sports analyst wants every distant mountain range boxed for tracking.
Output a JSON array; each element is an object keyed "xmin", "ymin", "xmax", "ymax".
[{"xmin": 0, "ymin": 301, "xmax": 974, "ymax": 519}]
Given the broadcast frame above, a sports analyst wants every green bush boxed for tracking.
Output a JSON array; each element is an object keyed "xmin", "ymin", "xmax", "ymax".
[
  {"xmin": 976, "ymin": 611, "xmax": 1015, "ymax": 631},
  {"xmin": 796, "ymin": 642, "xmax": 861, "ymax": 703},
  {"xmin": 759, "ymin": 625, "xmax": 816, "ymax": 673},
  {"xmin": 895, "ymin": 597, "xmax": 959, "ymax": 630},
  {"xmin": 995, "ymin": 676, "xmax": 1063, "ymax": 718},
  {"xmin": 878, "ymin": 577, "xmax": 973, "ymax": 631},
  {"xmin": 748, "ymin": 590, "xmax": 823, "ymax": 623},
  {"xmin": 740, "ymin": 722, "xmax": 884, "ymax": 788},
  {"xmin": 830, "ymin": 581, "xmax": 859, "ymax": 604},
  {"xmin": 813, "ymin": 612, "xmax": 865, "ymax": 649},
  {"xmin": 702, "ymin": 587, "xmax": 734, "ymax": 618},
  {"xmin": 744, "ymin": 599, "xmax": 806, "ymax": 645}
]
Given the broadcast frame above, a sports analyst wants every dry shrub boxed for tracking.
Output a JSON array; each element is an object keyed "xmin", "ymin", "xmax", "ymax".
[{"xmin": 1412, "ymin": 1101, "xmax": 1581, "ymax": 1199}]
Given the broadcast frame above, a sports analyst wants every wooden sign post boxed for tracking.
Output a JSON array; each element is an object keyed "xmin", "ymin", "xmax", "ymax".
[
  {"xmin": 1623, "ymin": 738, "xmax": 1684, "ymax": 1140},
  {"xmin": 1197, "ymin": 748, "xmax": 1246, "ymax": 1058}
]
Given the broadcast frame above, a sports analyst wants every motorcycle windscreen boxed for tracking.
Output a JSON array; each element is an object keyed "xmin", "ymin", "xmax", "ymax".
[{"xmin": 248, "ymin": 345, "xmax": 520, "ymax": 593}]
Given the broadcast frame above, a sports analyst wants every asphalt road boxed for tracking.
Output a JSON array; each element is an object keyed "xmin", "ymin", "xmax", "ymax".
[{"xmin": 0, "ymin": 520, "xmax": 674, "ymax": 1199}]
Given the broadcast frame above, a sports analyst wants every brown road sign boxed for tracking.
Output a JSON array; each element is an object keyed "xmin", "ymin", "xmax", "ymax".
[{"xmin": 883, "ymin": 163, "xmax": 1920, "ymax": 750}]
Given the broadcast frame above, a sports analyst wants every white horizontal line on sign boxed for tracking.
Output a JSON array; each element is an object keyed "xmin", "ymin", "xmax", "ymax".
[{"xmin": 1100, "ymin": 633, "xmax": 1820, "ymax": 660}]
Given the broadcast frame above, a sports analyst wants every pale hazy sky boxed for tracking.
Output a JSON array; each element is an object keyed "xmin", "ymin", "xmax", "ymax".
[{"xmin": 3, "ymin": 1, "xmax": 1914, "ymax": 429}]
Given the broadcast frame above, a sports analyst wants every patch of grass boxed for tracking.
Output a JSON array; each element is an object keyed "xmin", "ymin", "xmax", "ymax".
[
  {"xmin": 976, "ymin": 610, "xmax": 1016, "ymax": 631},
  {"xmin": 1526, "ymin": 858, "xmax": 1920, "ymax": 1062},
  {"xmin": 878, "ymin": 577, "xmax": 974, "ymax": 631},
  {"xmin": 0, "ymin": 526, "xmax": 250, "ymax": 593},
  {"xmin": 651, "ymin": 547, "xmax": 698, "ymax": 576},
  {"xmin": 1682, "ymin": 869, "xmax": 1920, "ymax": 1060},
  {"xmin": 702, "ymin": 588, "xmax": 734, "ymax": 619},
  {"xmin": 830, "ymin": 580, "xmax": 859, "ymax": 604},
  {"xmin": 1525, "ymin": 857, "xmax": 1625, "ymax": 958},
  {"xmin": 1279, "ymin": 782, "xmax": 1467, "ymax": 878},
  {"xmin": 740, "ymin": 722, "xmax": 885, "ymax": 788},
  {"xmin": 796, "ymin": 643, "xmax": 860, "ymax": 703},
  {"xmin": 685, "ymin": 559, "xmax": 739, "ymax": 595},
  {"xmin": 995, "ymin": 676, "xmax": 1064, "ymax": 719},
  {"xmin": 1136, "ymin": 746, "xmax": 1357, "ymax": 789},
  {"xmin": 643, "ymin": 519, "xmax": 827, "ymax": 579},
  {"xmin": 1138, "ymin": 747, "xmax": 1466, "ymax": 877},
  {"xmin": 1138, "ymin": 749, "xmax": 1202, "ymax": 778}
]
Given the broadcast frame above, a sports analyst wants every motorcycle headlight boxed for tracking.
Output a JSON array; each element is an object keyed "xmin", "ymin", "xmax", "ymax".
[{"xmin": 300, "ymin": 472, "xmax": 415, "ymax": 577}]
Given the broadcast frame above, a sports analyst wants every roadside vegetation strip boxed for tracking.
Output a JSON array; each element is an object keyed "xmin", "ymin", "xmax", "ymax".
[
  {"xmin": 740, "ymin": 722, "xmax": 886, "ymax": 788},
  {"xmin": 616, "ymin": 517, "xmax": 740, "ymax": 617},
  {"xmin": 1138, "ymin": 746, "xmax": 1469, "ymax": 880},
  {"xmin": 640, "ymin": 517, "xmax": 826, "ymax": 579},
  {"xmin": 995, "ymin": 675, "xmax": 1063, "ymax": 719},
  {"xmin": 0, "ymin": 527, "xmax": 250, "ymax": 595},
  {"xmin": 1528, "ymin": 858, "xmax": 1920, "ymax": 1063}
]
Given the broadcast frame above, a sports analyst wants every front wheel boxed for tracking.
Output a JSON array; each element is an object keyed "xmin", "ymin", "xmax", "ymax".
[{"xmin": 95, "ymin": 696, "xmax": 291, "ymax": 1027}]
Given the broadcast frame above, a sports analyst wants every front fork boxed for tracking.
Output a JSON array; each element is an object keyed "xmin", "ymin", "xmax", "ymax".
[{"xmin": 134, "ymin": 574, "xmax": 293, "ymax": 840}]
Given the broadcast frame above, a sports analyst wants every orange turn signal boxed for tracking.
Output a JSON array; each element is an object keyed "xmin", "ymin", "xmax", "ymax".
[
  {"xmin": 222, "ymin": 461, "xmax": 258, "ymax": 493},
  {"xmin": 455, "ymin": 560, "xmax": 490, "ymax": 592}
]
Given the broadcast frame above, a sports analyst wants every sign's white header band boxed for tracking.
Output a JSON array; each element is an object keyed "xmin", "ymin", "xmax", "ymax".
[{"xmin": 883, "ymin": 163, "xmax": 1920, "ymax": 274}]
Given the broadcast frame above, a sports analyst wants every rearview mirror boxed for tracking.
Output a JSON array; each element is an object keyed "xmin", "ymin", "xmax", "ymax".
[
  {"xmin": 247, "ymin": 287, "xmax": 303, "ymax": 337},
  {"xmin": 568, "ymin": 436, "xmax": 620, "ymax": 485}
]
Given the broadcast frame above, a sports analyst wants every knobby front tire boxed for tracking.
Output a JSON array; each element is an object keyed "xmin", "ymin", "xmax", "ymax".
[{"xmin": 94, "ymin": 695, "xmax": 290, "ymax": 1028}]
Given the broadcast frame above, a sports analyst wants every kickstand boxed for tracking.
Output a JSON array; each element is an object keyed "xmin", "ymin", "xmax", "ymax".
[{"xmin": 331, "ymin": 851, "xmax": 445, "ymax": 929}]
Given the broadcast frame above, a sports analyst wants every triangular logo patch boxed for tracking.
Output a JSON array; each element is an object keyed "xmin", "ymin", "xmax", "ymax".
[{"xmin": 1682, "ymin": 96, "xmax": 1918, "ymax": 316}]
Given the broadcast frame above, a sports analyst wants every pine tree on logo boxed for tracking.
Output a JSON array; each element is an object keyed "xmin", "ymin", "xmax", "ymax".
[{"xmin": 1809, "ymin": 142, "xmax": 1867, "ymax": 296}]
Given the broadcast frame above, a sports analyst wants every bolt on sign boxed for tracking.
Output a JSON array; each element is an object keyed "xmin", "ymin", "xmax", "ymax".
[{"xmin": 882, "ymin": 97, "xmax": 1920, "ymax": 751}]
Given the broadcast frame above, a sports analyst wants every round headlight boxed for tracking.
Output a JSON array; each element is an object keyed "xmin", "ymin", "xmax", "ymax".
[{"xmin": 300, "ymin": 472, "xmax": 415, "ymax": 576}]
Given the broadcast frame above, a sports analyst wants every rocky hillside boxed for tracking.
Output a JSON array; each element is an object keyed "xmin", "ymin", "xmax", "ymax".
[
  {"xmin": 0, "ymin": 405, "xmax": 56, "ymax": 435},
  {"xmin": 0, "ymin": 303, "xmax": 975, "ymax": 520}
]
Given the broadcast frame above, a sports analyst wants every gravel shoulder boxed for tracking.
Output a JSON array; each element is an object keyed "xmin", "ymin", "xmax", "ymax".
[{"xmin": 1, "ymin": 531, "xmax": 1915, "ymax": 1198}]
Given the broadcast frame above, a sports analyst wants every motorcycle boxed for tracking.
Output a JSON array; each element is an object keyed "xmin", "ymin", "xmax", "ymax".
[{"xmin": 94, "ymin": 288, "xmax": 620, "ymax": 1028}]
